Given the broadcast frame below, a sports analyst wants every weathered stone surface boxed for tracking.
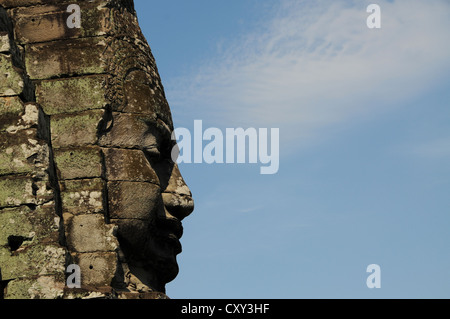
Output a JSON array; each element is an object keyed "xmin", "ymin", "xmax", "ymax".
[
  {"xmin": 0, "ymin": 128, "xmax": 49, "ymax": 176},
  {"xmin": 50, "ymin": 110, "xmax": 105, "ymax": 148},
  {"xmin": 4, "ymin": 275, "xmax": 65, "ymax": 299},
  {"xmin": 0, "ymin": 54, "xmax": 24, "ymax": 96},
  {"xmin": 60, "ymin": 178, "xmax": 105, "ymax": 215},
  {"xmin": 0, "ymin": 244, "xmax": 66, "ymax": 280},
  {"xmin": 0, "ymin": 207, "xmax": 35, "ymax": 247},
  {"xmin": 121, "ymin": 70, "xmax": 163, "ymax": 115},
  {"xmin": 36, "ymin": 75, "xmax": 108, "ymax": 115},
  {"xmin": 0, "ymin": 0, "xmax": 134, "ymax": 10},
  {"xmin": 25, "ymin": 37, "xmax": 108, "ymax": 80},
  {"xmin": 116, "ymin": 291, "xmax": 170, "ymax": 300},
  {"xmin": 0, "ymin": 176, "xmax": 53, "ymax": 208},
  {"xmin": 109, "ymin": 218, "xmax": 150, "ymax": 253},
  {"xmin": 0, "ymin": 204, "xmax": 60, "ymax": 247},
  {"xmin": 63, "ymin": 213, "xmax": 118, "ymax": 253},
  {"xmin": 103, "ymin": 148, "xmax": 159, "ymax": 183},
  {"xmin": 0, "ymin": 96, "xmax": 25, "ymax": 131},
  {"xmin": 108, "ymin": 181, "xmax": 160, "ymax": 220},
  {"xmin": 0, "ymin": 32, "xmax": 10, "ymax": 53},
  {"xmin": 0, "ymin": 0, "xmax": 68, "ymax": 8},
  {"xmin": 11, "ymin": 2, "xmax": 111, "ymax": 44},
  {"xmin": 54, "ymin": 147, "xmax": 103, "ymax": 180},
  {"xmin": 70, "ymin": 252, "xmax": 118, "ymax": 287},
  {"xmin": 99, "ymin": 112, "xmax": 158, "ymax": 149},
  {"xmin": 0, "ymin": 102, "xmax": 43, "ymax": 134}
]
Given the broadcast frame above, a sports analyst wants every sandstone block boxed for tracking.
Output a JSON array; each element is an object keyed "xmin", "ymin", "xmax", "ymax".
[
  {"xmin": 25, "ymin": 37, "xmax": 108, "ymax": 80},
  {"xmin": 11, "ymin": 2, "xmax": 111, "ymax": 44},
  {"xmin": 70, "ymin": 252, "xmax": 118, "ymax": 287},
  {"xmin": 63, "ymin": 213, "xmax": 118, "ymax": 253},
  {"xmin": 99, "ymin": 112, "xmax": 158, "ymax": 149},
  {"xmin": 36, "ymin": 75, "xmax": 108, "ymax": 115},
  {"xmin": 0, "ymin": 244, "xmax": 66, "ymax": 281},
  {"xmin": 0, "ymin": 176, "xmax": 52, "ymax": 208},
  {"xmin": 0, "ymin": 128, "xmax": 49, "ymax": 176},
  {"xmin": 103, "ymin": 148, "xmax": 159, "ymax": 184},
  {"xmin": 60, "ymin": 178, "xmax": 105, "ymax": 215},
  {"xmin": 0, "ymin": 53, "xmax": 24, "ymax": 96},
  {"xmin": 50, "ymin": 110, "xmax": 105, "ymax": 148},
  {"xmin": 107, "ymin": 181, "xmax": 160, "ymax": 220},
  {"xmin": 0, "ymin": 96, "xmax": 25, "ymax": 131},
  {"xmin": 0, "ymin": 102, "xmax": 45, "ymax": 135},
  {"xmin": 4, "ymin": 275, "xmax": 65, "ymax": 299},
  {"xmin": 0, "ymin": 204, "xmax": 60, "ymax": 248},
  {"xmin": 54, "ymin": 147, "xmax": 103, "ymax": 180}
]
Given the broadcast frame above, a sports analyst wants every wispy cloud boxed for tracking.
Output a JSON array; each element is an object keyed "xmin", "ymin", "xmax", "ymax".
[
  {"xmin": 407, "ymin": 137, "xmax": 450, "ymax": 159},
  {"xmin": 167, "ymin": 0, "xmax": 450, "ymax": 150}
]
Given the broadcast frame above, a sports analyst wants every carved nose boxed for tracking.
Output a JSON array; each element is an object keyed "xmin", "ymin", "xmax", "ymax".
[
  {"xmin": 162, "ymin": 192, "xmax": 194, "ymax": 221},
  {"xmin": 162, "ymin": 164, "xmax": 194, "ymax": 221}
]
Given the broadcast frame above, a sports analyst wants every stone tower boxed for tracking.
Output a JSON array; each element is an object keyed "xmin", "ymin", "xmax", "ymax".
[{"xmin": 0, "ymin": 0, "xmax": 194, "ymax": 299}]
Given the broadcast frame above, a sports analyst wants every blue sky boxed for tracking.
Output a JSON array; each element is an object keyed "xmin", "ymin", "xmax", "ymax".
[{"xmin": 134, "ymin": 0, "xmax": 450, "ymax": 299}]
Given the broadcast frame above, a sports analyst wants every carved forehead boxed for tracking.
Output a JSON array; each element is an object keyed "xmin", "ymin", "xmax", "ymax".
[
  {"xmin": 120, "ymin": 70, "xmax": 173, "ymax": 127},
  {"xmin": 106, "ymin": 36, "xmax": 174, "ymax": 129}
]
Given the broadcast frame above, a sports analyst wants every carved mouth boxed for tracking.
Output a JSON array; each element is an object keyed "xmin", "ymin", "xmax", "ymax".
[{"xmin": 151, "ymin": 217, "xmax": 183, "ymax": 255}]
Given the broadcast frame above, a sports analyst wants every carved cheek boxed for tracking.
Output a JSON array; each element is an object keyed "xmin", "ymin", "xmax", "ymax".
[
  {"xmin": 107, "ymin": 181, "xmax": 162, "ymax": 220},
  {"xmin": 103, "ymin": 148, "xmax": 159, "ymax": 185}
]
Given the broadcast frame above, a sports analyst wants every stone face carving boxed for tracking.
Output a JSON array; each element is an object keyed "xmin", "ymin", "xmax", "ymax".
[{"xmin": 0, "ymin": 0, "xmax": 194, "ymax": 299}]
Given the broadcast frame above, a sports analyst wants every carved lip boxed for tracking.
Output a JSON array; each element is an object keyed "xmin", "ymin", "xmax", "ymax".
[{"xmin": 152, "ymin": 217, "xmax": 183, "ymax": 254}]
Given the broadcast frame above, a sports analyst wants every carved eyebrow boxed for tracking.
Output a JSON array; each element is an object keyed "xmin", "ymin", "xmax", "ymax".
[
  {"xmin": 143, "ymin": 118, "xmax": 172, "ymax": 142},
  {"xmin": 140, "ymin": 119, "xmax": 175, "ymax": 157}
]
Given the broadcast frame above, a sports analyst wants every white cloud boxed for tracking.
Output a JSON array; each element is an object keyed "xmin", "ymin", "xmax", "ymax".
[{"xmin": 167, "ymin": 0, "xmax": 450, "ymax": 150}]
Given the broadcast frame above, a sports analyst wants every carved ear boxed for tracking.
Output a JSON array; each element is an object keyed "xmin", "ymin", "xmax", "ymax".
[{"xmin": 97, "ymin": 107, "xmax": 114, "ymax": 134}]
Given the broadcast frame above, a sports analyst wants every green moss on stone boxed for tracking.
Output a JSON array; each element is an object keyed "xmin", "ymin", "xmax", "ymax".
[
  {"xmin": 0, "ymin": 204, "xmax": 59, "ymax": 247},
  {"xmin": 5, "ymin": 275, "xmax": 65, "ymax": 299},
  {"xmin": 54, "ymin": 147, "xmax": 103, "ymax": 180},
  {"xmin": 0, "ymin": 130, "xmax": 46, "ymax": 176},
  {"xmin": 0, "ymin": 177, "xmax": 35, "ymax": 207},
  {"xmin": 0, "ymin": 96, "xmax": 24, "ymax": 116},
  {"xmin": 0, "ymin": 206, "xmax": 35, "ymax": 246},
  {"xmin": 0, "ymin": 243, "xmax": 66, "ymax": 281},
  {"xmin": 50, "ymin": 110, "xmax": 104, "ymax": 148},
  {"xmin": 36, "ymin": 76, "xmax": 108, "ymax": 115},
  {"xmin": 60, "ymin": 178, "xmax": 105, "ymax": 214},
  {"xmin": 0, "ymin": 54, "xmax": 24, "ymax": 96}
]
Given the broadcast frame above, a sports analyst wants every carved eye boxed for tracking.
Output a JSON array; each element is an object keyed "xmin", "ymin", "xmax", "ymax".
[
  {"xmin": 143, "ymin": 147, "xmax": 161, "ymax": 161},
  {"xmin": 160, "ymin": 140, "xmax": 173, "ymax": 157}
]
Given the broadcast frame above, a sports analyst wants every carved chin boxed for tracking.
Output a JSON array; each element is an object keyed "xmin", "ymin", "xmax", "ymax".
[
  {"xmin": 113, "ymin": 218, "xmax": 181, "ymax": 284},
  {"xmin": 145, "ymin": 234, "xmax": 182, "ymax": 282}
]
